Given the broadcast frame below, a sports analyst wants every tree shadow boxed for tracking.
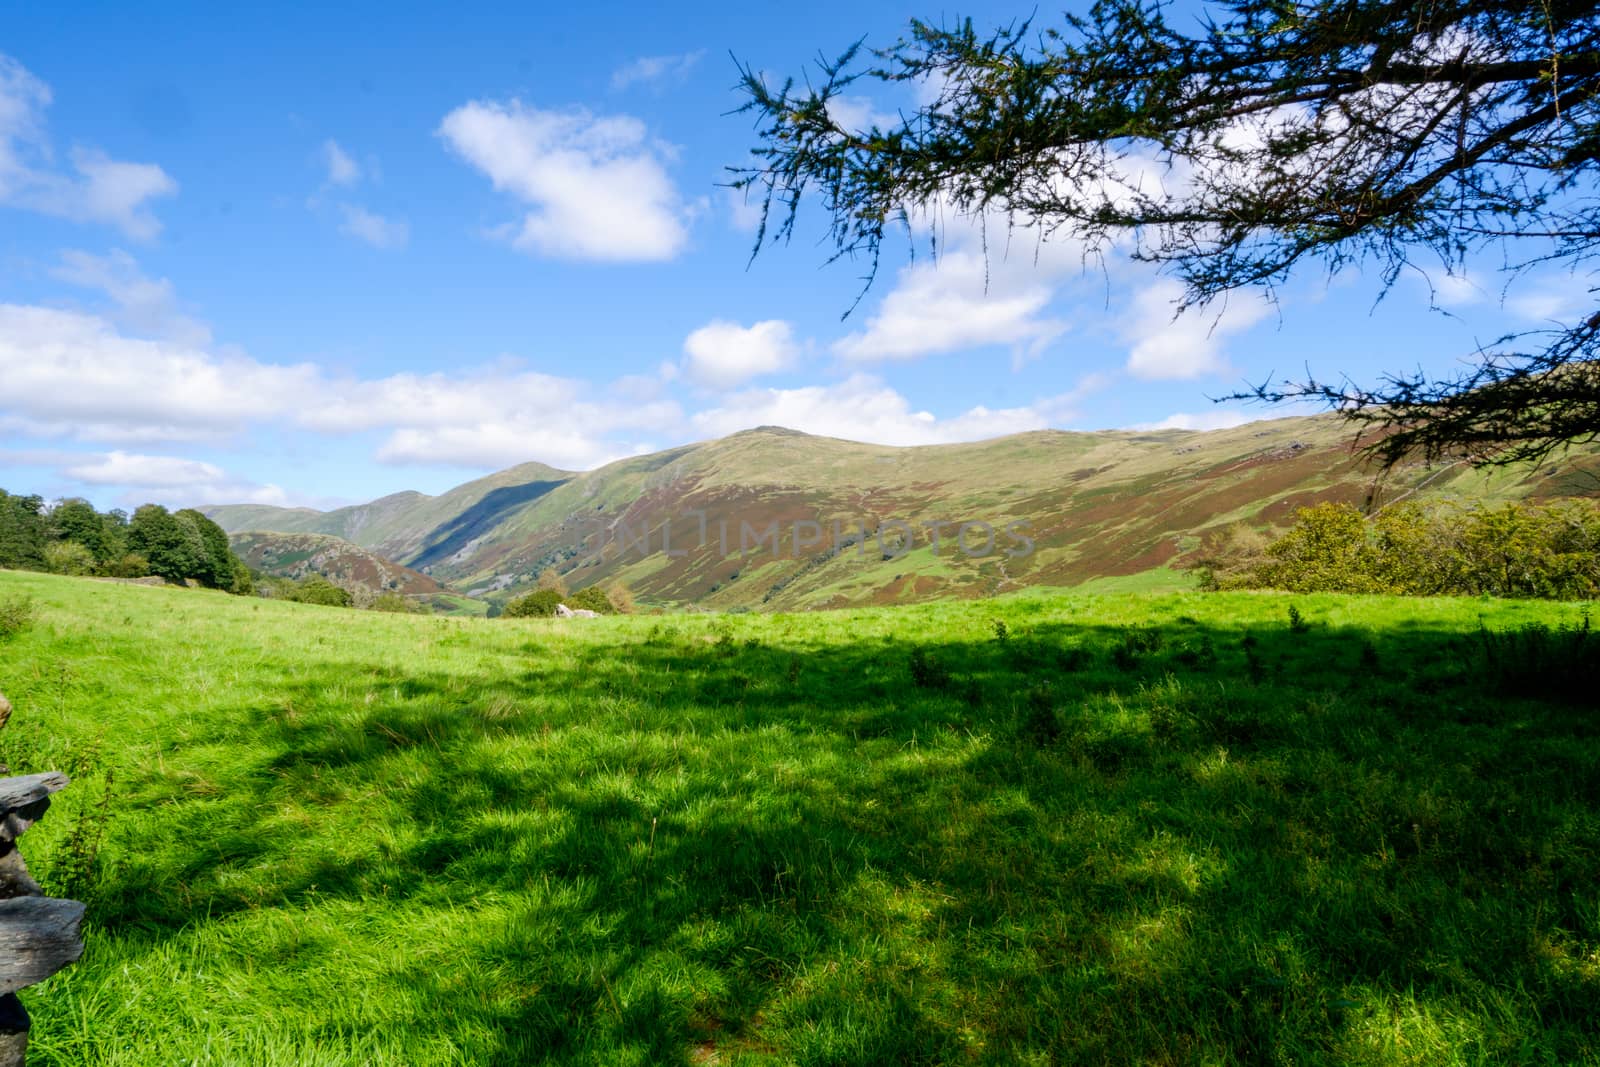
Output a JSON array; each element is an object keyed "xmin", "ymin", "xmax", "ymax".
[{"xmin": 75, "ymin": 608, "xmax": 1600, "ymax": 1063}]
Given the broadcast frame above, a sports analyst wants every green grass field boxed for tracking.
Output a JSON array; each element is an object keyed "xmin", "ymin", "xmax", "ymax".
[{"xmin": 0, "ymin": 569, "xmax": 1596, "ymax": 1065}]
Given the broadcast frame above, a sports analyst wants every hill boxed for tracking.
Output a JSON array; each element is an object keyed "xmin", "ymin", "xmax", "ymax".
[
  {"xmin": 207, "ymin": 415, "xmax": 1600, "ymax": 610},
  {"xmin": 227, "ymin": 531, "xmax": 489, "ymax": 614},
  {"xmin": 1, "ymin": 569, "xmax": 1595, "ymax": 1064}
]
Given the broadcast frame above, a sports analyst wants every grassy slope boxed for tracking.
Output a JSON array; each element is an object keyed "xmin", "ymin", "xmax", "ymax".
[
  {"xmin": 207, "ymin": 417, "xmax": 1600, "ymax": 613},
  {"xmin": 208, "ymin": 461, "xmax": 572, "ymax": 565},
  {"xmin": 3, "ymin": 571, "xmax": 1597, "ymax": 1064},
  {"xmin": 229, "ymin": 531, "xmax": 455, "ymax": 601}
]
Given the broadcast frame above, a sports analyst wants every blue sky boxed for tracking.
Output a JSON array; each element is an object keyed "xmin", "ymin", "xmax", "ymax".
[{"xmin": 0, "ymin": 2, "xmax": 1586, "ymax": 510}]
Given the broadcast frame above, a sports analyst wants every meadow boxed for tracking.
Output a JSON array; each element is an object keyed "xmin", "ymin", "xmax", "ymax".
[{"xmin": 0, "ymin": 568, "xmax": 1596, "ymax": 1065}]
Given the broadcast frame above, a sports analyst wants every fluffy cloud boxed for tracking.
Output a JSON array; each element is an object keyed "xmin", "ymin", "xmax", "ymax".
[
  {"xmin": 833, "ymin": 246, "xmax": 1068, "ymax": 363},
  {"xmin": 58, "ymin": 450, "xmax": 289, "ymax": 506},
  {"xmin": 0, "ymin": 54, "xmax": 177, "ymax": 239},
  {"xmin": 437, "ymin": 100, "xmax": 691, "ymax": 261},
  {"xmin": 0, "ymin": 304, "xmax": 317, "ymax": 442},
  {"xmin": 0, "ymin": 297, "xmax": 677, "ymax": 472},
  {"xmin": 682, "ymin": 319, "xmax": 798, "ymax": 388},
  {"xmin": 688, "ymin": 373, "xmax": 1095, "ymax": 447},
  {"xmin": 1123, "ymin": 280, "xmax": 1273, "ymax": 380},
  {"xmin": 338, "ymin": 203, "xmax": 409, "ymax": 249},
  {"xmin": 1135, "ymin": 409, "xmax": 1257, "ymax": 432},
  {"xmin": 610, "ymin": 51, "xmax": 705, "ymax": 91},
  {"xmin": 825, "ymin": 95, "xmax": 900, "ymax": 133}
]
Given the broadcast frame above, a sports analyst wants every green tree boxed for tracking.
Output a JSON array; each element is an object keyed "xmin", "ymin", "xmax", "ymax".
[
  {"xmin": 565, "ymin": 586, "xmax": 613, "ymax": 614},
  {"xmin": 49, "ymin": 498, "xmax": 111, "ymax": 564},
  {"xmin": 174, "ymin": 509, "xmax": 252, "ymax": 593},
  {"xmin": 127, "ymin": 505, "xmax": 206, "ymax": 584},
  {"xmin": 1256, "ymin": 502, "xmax": 1382, "ymax": 593},
  {"xmin": 736, "ymin": 1, "xmax": 1600, "ymax": 466},
  {"xmin": 0, "ymin": 491, "xmax": 48, "ymax": 571},
  {"xmin": 503, "ymin": 589, "xmax": 564, "ymax": 618}
]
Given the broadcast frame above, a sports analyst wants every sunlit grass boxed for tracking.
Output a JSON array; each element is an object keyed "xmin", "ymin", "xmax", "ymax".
[{"xmin": 0, "ymin": 569, "xmax": 1596, "ymax": 1064}]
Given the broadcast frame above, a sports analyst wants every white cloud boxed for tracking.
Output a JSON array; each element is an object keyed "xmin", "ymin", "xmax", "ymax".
[
  {"xmin": 833, "ymin": 245, "xmax": 1068, "ymax": 363},
  {"xmin": 1506, "ymin": 275, "xmax": 1594, "ymax": 323},
  {"xmin": 338, "ymin": 203, "xmax": 409, "ymax": 249},
  {"xmin": 1421, "ymin": 268, "xmax": 1487, "ymax": 309},
  {"xmin": 1135, "ymin": 409, "xmax": 1256, "ymax": 432},
  {"xmin": 0, "ymin": 300, "xmax": 678, "ymax": 473},
  {"xmin": 437, "ymin": 99, "xmax": 691, "ymax": 261},
  {"xmin": 375, "ymin": 424, "xmax": 633, "ymax": 471},
  {"xmin": 0, "ymin": 304, "xmax": 317, "ymax": 442},
  {"xmin": 0, "ymin": 54, "xmax": 177, "ymax": 239},
  {"xmin": 825, "ymin": 95, "xmax": 899, "ymax": 133},
  {"xmin": 50, "ymin": 249, "xmax": 212, "ymax": 345},
  {"xmin": 1123, "ymin": 279, "xmax": 1273, "ymax": 380},
  {"xmin": 723, "ymin": 185, "xmax": 763, "ymax": 233},
  {"xmin": 323, "ymin": 139, "xmax": 360, "ymax": 186},
  {"xmin": 59, "ymin": 450, "xmax": 289, "ymax": 506},
  {"xmin": 64, "ymin": 450, "xmax": 226, "ymax": 488},
  {"xmin": 688, "ymin": 373, "xmax": 1095, "ymax": 446},
  {"xmin": 610, "ymin": 51, "xmax": 705, "ymax": 91},
  {"xmin": 682, "ymin": 319, "xmax": 798, "ymax": 388}
]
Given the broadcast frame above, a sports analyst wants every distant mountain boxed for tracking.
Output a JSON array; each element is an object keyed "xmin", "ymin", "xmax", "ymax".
[
  {"xmin": 213, "ymin": 461, "xmax": 571, "ymax": 565},
  {"xmin": 207, "ymin": 416, "xmax": 1600, "ymax": 610},
  {"xmin": 229, "ymin": 530, "xmax": 482, "ymax": 613}
]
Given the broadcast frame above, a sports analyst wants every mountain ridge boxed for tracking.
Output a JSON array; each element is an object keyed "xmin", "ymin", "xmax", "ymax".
[{"xmin": 207, "ymin": 417, "xmax": 1600, "ymax": 610}]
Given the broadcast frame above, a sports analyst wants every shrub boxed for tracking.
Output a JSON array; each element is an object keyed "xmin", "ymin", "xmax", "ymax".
[
  {"xmin": 504, "ymin": 589, "xmax": 563, "ymax": 618},
  {"xmin": 566, "ymin": 586, "xmax": 613, "ymax": 614},
  {"xmin": 536, "ymin": 567, "xmax": 569, "ymax": 597},
  {"xmin": 43, "ymin": 540, "xmax": 96, "ymax": 576},
  {"xmin": 372, "ymin": 592, "xmax": 413, "ymax": 613},
  {"xmin": 1190, "ymin": 522, "xmax": 1273, "ymax": 590},
  {"xmin": 1219, "ymin": 500, "xmax": 1600, "ymax": 600},
  {"xmin": 107, "ymin": 552, "xmax": 150, "ymax": 578},
  {"xmin": 606, "ymin": 583, "xmax": 636, "ymax": 614},
  {"xmin": 1256, "ymin": 502, "xmax": 1382, "ymax": 593},
  {"xmin": 289, "ymin": 576, "xmax": 353, "ymax": 607},
  {"xmin": 0, "ymin": 595, "xmax": 34, "ymax": 641}
]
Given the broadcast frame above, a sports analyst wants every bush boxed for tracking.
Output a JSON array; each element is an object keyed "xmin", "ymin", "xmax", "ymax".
[
  {"xmin": 288, "ymin": 576, "xmax": 353, "ymax": 607},
  {"xmin": 107, "ymin": 552, "xmax": 150, "ymax": 578},
  {"xmin": 371, "ymin": 592, "xmax": 414, "ymax": 613},
  {"xmin": 1209, "ymin": 500, "xmax": 1600, "ymax": 600},
  {"xmin": 503, "ymin": 589, "xmax": 563, "ymax": 618},
  {"xmin": 566, "ymin": 586, "xmax": 613, "ymax": 614},
  {"xmin": 43, "ymin": 540, "xmax": 96, "ymax": 576},
  {"xmin": 0, "ymin": 595, "xmax": 34, "ymax": 641},
  {"xmin": 606, "ymin": 583, "xmax": 636, "ymax": 614}
]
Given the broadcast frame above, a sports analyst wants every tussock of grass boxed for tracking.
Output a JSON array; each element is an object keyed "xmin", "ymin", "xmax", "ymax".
[{"xmin": 0, "ymin": 570, "xmax": 1597, "ymax": 1065}]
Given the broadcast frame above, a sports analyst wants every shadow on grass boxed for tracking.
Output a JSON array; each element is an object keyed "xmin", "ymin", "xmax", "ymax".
[{"xmin": 83, "ymin": 611, "xmax": 1600, "ymax": 1064}]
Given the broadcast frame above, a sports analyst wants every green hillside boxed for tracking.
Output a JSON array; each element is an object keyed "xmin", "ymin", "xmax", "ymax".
[
  {"xmin": 208, "ymin": 416, "xmax": 1600, "ymax": 612},
  {"xmin": 228, "ymin": 531, "xmax": 488, "ymax": 614},
  {"xmin": 1, "ymin": 569, "xmax": 1597, "ymax": 1064}
]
